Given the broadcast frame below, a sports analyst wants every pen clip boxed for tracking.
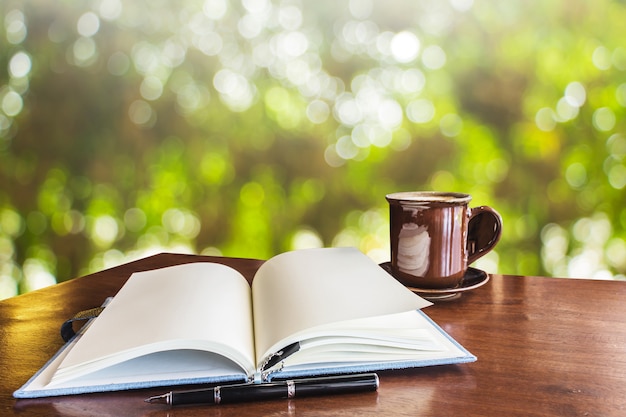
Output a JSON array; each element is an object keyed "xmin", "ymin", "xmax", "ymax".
[{"xmin": 260, "ymin": 341, "xmax": 300, "ymax": 374}]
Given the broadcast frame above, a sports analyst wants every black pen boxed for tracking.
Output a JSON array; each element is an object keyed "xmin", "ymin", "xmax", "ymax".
[{"xmin": 144, "ymin": 373, "xmax": 379, "ymax": 406}]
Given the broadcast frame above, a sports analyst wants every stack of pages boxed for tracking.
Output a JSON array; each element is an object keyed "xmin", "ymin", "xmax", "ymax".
[{"xmin": 14, "ymin": 247, "xmax": 475, "ymax": 398}]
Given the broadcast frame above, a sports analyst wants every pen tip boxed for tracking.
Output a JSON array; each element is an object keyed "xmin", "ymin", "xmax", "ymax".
[{"xmin": 144, "ymin": 394, "xmax": 167, "ymax": 404}]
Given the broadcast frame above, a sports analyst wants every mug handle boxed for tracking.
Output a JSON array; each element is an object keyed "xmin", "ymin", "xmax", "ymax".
[{"xmin": 467, "ymin": 206, "xmax": 503, "ymax": 265}]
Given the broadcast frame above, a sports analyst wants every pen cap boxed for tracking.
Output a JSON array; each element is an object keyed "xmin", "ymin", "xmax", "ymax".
[{"xmin": 292, "ymin": 373, "xmax": 379, "ymax": 397}]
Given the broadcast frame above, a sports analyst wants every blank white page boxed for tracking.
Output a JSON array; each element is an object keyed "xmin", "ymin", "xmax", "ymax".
[
  {"xmin": 51, "ymin": 262, "xmax": 255, "ymax": 385},
  {"xmin": 251, "ymin": 247, "xmax": 431, "ymax": 364}
]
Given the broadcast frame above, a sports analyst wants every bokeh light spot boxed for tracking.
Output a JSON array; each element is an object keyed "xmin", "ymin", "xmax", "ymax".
[
  {"xmin": 278, "ymin": 5, "xmax": 303, "ymax": 30},
  {"xmin": 240, "ymin": 182, "xmax": 265, "ymax": 207},
  {"xmin": 306, "ymin": 99, "xmax": 330, "ymax": 124},
  {"xmin": 606, "ymin": 238, "xmax": 626, "ymax": 270},
  {"xmin": 407, "ymin": 99, "xmax": 435, "ymax": 124},
  {"xmin": 203, "ymin": 0, "xmax": 228, "ymax": 20},
  {"xmin": 592, "ymin": 107, "xmax": 616, "ymax": 132},
  {"xmin": 349, "ymin": 0, "xmax": 373, "ymax": 20},
  {"xmin": 77, "ymin": 12, "xmax": 100, "ymax": 37},
  {"xmin": 592, "ymin": 46, "xmax": 612, "ymax": 70},
  {"xmin": 140, "ymin": 76, "xmax": 164, "ymax": 101},
  {"xmin": 607, "ymin": 164, "xmax": 626, "ymax": 189},
  {"xmin": 9, "ymin": 52, "xmax": 32, "ymax": 78},
  {"xmin": 607, "ymin": 133, "xmax": 626, "ymax": 158},
  {"xmin": 291, "ymin": 228, "xmax": 323, "ymax": 250},
  {"xmin": 450, "ymin": 0, "xmax": 474, "ymax": 12},
  {"xmin": 556, "ymin": 97, "xmax": 579, "ymax": 122},
  {"xmin": 1, "ymin": 90, "xmax": 23, "ymax": 117},
  {"xmin": 98, "ymin": 0, "xmax": 122, "ymax": 20},
  {"xmin": 5, "ymin": 10, "xmax": 27, "ymax": 44},
  {"xmin": 128, "ymin": 100, "xmax": 156, "ymax": 127},
  {"xmin": 72, "ymin": 36, "xmax": 98, "ymax": 66},
  {"xmin": 377, "ymin": 99, "xmax": 403, "ymax": 129},
  {"xmin": 535, "ymin": 107, "xmax": 556, "ymax": 131},
  {"xmin": 336, "ymin": 135, "xmax": 360, "ymax": 159},
  {"xmin": 22, "ymin": 258, "xmax": 56, "ymax": 292},
  {"xmin": 90, "ymin": 215, "xmax": 119, "ymax": 248},
  {"xmin": 564, "ymin": 81, "xmax": 586, "ymax": 107},
  {"xmin": 124, "ymin": 208, "xmax": 147, "ymax": 232},
  {"xmin": 440, "ymin": 113, "xmax": 463, "ymax": 137},
  {"xmin": 617, "ymin": 83, "xmax": 626, "ymax": 107},
  {"xmin": 422, "ymin": 45, "xmax": 446, "ymax": 69},
  {"xmin": 390, "ymin": 31, "xmax": 420, "ymax": 63},
  {"xmin": 565, "ymin": 162, "xmax": 587, "ymax": 188}
]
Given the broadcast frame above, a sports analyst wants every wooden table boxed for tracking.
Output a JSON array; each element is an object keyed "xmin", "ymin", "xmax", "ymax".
[{"xmin": 2, "ymin": 253, "xmax": 625, "ymax": 416}]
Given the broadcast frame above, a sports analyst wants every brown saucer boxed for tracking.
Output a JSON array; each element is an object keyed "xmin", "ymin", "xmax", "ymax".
[{"xmin": 379, "ymin": 263, "xmax": 489, "ymax": 301}]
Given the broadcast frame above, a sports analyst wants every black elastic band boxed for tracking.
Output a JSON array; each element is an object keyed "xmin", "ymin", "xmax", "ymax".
[{"xmin": 60, "ymin": 306, "xmax": 105, "ymax": 342}]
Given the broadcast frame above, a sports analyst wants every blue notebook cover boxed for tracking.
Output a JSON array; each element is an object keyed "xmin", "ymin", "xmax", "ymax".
[
  {"xmin": 13, "ymin": 309, "xmax": 475, "ymax": 399},
  {"xmin": 14, "ymin": 249, "xmax": 476, "ymax": 399}
]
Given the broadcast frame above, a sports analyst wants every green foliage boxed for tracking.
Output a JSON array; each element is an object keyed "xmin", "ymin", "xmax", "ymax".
[{"xmin": 1, "ymin": 0, "xmax": 626, "ymax": 298}]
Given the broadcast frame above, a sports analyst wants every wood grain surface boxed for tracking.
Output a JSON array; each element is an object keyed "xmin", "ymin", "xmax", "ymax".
[{"xmin": 2, "ymin": 253, "xmax": 625, "ymax": 416}]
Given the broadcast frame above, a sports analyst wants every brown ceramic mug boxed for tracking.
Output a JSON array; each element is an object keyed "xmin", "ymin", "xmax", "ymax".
[{"xmin": 386, "ymin": 191, "xmax": 502, "ymax": 289}]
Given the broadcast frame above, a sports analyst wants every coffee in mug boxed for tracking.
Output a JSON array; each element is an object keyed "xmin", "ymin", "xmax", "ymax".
[{"xmin": 386, "ymin": 191, "xmax": 502, "ymax": 289}]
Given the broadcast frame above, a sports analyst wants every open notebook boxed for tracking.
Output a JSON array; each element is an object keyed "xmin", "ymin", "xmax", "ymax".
[{"xmin": 14, "ymin": 247, "xmax": 475, "ymax": 398}]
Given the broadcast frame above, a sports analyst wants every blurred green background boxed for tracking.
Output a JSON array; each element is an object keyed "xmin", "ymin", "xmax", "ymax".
[{"xmin": 1, "ymin": 0, "xmax": 625, "ymax": 299}]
